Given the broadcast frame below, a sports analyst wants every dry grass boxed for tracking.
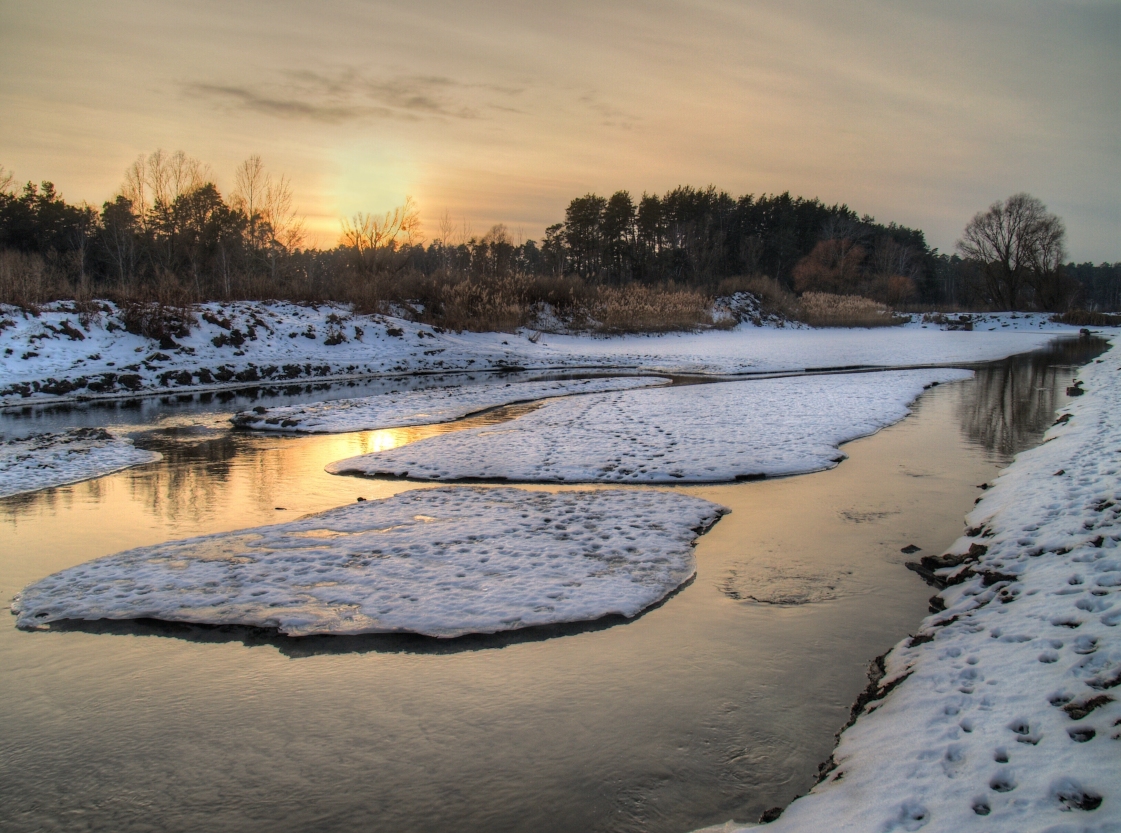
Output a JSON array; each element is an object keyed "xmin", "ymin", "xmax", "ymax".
[
  {"xmin": 402, "ymin": 273, "xmax": 713, "ymax": 334},
  {"xmin": 430, "ymin": 273, "xmax": 535, "ymax": 333},
  {"xmin": 0, "ymin": 251, "xmax": 69, "ymax": 309},
  {"xmin": 582, "ymin": 284, "xmax": 712, "ymax": 334},
  {"xmin": 797, "ymin": 292, "xmax": 903, "ymax": 328},
  {"xmin": 1052, "ymin": 310, "xmax": 1121, "ymax": 327},
  {"xmin": 0, "ymin": 251, "xmax": 753, "ymax": 336}
]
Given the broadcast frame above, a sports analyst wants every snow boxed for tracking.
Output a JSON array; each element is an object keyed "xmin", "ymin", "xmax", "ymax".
[
  {"xmin": 0, "ymin": 428, "xmax": 161, "ymax": 498},
  {"xmin": 12, "ymin": 486, "xmax": 727, "ymax": 637},
  {"xmin": 231, "ymin": 376, "xmax": 669, "ymax": 433},
  {"xmin": 703, "ymin": 339, "xmax": 1121, "ymax": 831},
  {"xmin": 528, "ymin": 327, "xmax": 1066, "ymax": 377},
  {"xmin": 0, "ymin": 301, "xmax": 533, "ymax": 407},
  {"xmin": 326, "ymin": 369, "xmax": 973, "ymax": 483},
  {"xmin": 0, "ymin": 300, "xmax": 1099, "ymax": 408}
]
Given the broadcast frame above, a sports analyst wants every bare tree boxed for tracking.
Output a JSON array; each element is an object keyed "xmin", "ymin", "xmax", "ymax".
[
  {"xmin": 233, "ymin": 155, "xmax": 267, "ymax": 246},
  {"xmin": 263, "ymin": 173, "xmax": 304, "ymax": 251},
  {"xmin": 436, "ymin": 210, "xmax": 455, "ymax": 273},
  {"xmin": 957, "ymin": 193, "xmax": 1068, "ymax": 310},
  {"xmin": 120, "ymin": 149, "xmax": 207, "ymax": 233},
  {"xmin": 121, "ymin": 157, "xmax": 148, "ymax": 227},
  {"xmin": 340, "ymin": 196, "xmax": 421, "ymax": 258},
  {"xmin": 1025, "ymin": 212, "xmax": 1073, "ymax": 310},
  {"xmin": 0, "ymin": 164, "xmax": 15, "ymax": 194},
  {"xmin": 232, "ymin": 155, "xmax": 304, "ymax": 254}
]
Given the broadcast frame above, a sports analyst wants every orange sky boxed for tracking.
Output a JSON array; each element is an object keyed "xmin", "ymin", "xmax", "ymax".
[{"xmin": 1, "ymin": 1, "xmax": 1118, "ymax": 259}]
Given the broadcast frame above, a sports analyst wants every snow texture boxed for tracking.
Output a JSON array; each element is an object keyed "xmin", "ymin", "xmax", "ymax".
[
  {"xmin": 327, "ymin": 369, "xmax": 973, "ymax": 483},
  {"xmin": 0, "ymin": 428, "xmax": 161, "ymax": 498},
  {"xmin": 12, "ymin": 486, "xmax": 727, "ymax": 637},
  {"xmin": 231, "ymin": 376, "xmax": 669, "ymax": 433},
  {"xmin": 0, "ymin": 301, "xmax": 1097, "ymax": 408},
  {"xmin": 705, "ymin": 340, "xmax": 1121, "ymax": 832}
]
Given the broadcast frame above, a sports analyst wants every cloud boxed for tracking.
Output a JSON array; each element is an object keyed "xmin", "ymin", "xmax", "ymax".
[
  {"xmin": 185, "ymin": 69, "xmax": 525, "ymax": 123},
  {"xmin": 184, "ymin": 83, "xmax": 392, "ymax": 122}
]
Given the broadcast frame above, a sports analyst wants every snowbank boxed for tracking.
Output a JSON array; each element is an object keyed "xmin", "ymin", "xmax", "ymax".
[
  {"xmin": 231, "ymin": 376, "xmax": 669, "ymax": 433},
  {"xmin": 327, "ymin": 369, "xmax": 973, "ymax": 483},
  {"xmin": 705, "ymin": 341, "xmax": 1121, "ymax": 831},
  {"xmin": 0, "ymin": 300, "xmax": 1093, "ymax": 408},
  {"xmin": 0, "ymin": 428, "xmax": 160, "ymax": 498},
  {"xmin": 0, "ymin": 301, "xmax": 532, "ymax": 407},
  {"xmin": 12, "ymin": 486, "xmax": 726, "ymax": 637}
]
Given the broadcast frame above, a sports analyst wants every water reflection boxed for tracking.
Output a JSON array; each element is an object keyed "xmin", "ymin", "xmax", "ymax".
[
  {"xmin": 36, "ymin": 581, "xmax": 693, "ymax": 657},
  {"xmin": 0, "ymin": 402, "xmax": 540, "ymax": 527},
  {"xmin": 954, "ymin": 336, "xmax": 1107, "ymax": 461},
  {"xmin": 0, "ymin": 370, "xmax": 610, "ymax": 439}
]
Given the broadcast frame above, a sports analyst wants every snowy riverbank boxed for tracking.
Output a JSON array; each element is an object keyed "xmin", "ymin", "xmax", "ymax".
[
  {"xmin": 0, "ymin": 301, "xmax": 1088, "ymax": 409},
  {"xmin": 701, "ymin": 338, "xmax": 1121, "ymax": 831}
]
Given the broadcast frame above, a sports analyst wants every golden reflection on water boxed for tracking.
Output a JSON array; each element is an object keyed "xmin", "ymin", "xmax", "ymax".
[{"xmin": 0, "ymin": 402, "xmax": 544, "ymax": 591}]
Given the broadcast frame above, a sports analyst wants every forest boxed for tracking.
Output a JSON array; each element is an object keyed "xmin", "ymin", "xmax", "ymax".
[{"xmin": 1, "ymin": 152, "xmax": 1118, "ymax": 328}]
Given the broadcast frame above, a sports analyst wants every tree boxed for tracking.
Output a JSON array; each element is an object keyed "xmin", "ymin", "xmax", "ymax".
[
  {"xmin": 341, "ymin": 196, "xmax": 421, "ymax": 253},
  {"xmin": 541, "ymin": 223, "xmax": 566, "ymax": 276},
  {"xmin": 340, "ymin": 196, "xmax": 421, "ymax": 274},
  {"xmin": 172, "ymin": 182, "xmax": 241, "ymax": 294},
  {"xmin": 792, "ymin": 238, "xmax": 866, "ymax": 294},
  {"xmin": 957, "ymin": 193, "xmax": 1068, "ymax": 310},
  {"xmin": 474, "ymin": 224, "xmax": 514, "ymax": 277},
  {"xmin": 564, "ymin": 194, "xmax": 606, "ymax": 278},
  {"xmin": 601, "ymin": 191, "xmax": 636, "ymax": 283},
  {"xmin": 100, "ymin": 196, "xmax": 138, "ymax": 287},
  {"xmin": 233, "ymin": 155, "xmax": 268, "ymax": 249}
]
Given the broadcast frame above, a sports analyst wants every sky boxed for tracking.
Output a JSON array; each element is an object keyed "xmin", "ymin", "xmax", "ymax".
[{"xmin": 1, "ymin": 0, "xmax": 1118, "ymax": 260}]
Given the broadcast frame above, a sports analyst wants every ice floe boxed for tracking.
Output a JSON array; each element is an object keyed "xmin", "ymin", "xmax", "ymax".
[
  {"xmin": 0, "ymin": 428, "xmax": 161, "ymax": 498},
  {"xmin": 327, "ymin": 369, "xmax": 973, "ymax": 483},
  {"xmin": 12, "ymin": 486, "xmax": 726, "ymax": 637},
  {"xmin": 704, "ymin": 339, "xmax": 1121, "ymax": 831},
  {"xmin": 231, "ymin": 376, "xmax": 669, "ymax": 433}
]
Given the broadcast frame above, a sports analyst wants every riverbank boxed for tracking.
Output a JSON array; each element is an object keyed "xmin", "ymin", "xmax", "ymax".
[
  {"xmin": 0, "ymin": 300, "xmax": 1083, "ymax": 409},
  {"xmin": 707, "ymin": 337, "xmax": 1120, "ymax": 830}
]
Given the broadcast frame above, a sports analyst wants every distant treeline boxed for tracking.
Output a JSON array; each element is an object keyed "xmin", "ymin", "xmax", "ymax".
[{"xmin": 1, "ymin": 152, "xmax": 1118, "ymax": 314}]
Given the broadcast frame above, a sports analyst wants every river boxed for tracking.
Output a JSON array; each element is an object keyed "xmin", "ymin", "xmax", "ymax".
[{"xmin": 0, "ymin": 337, "xmax": 1104, "ymax": 832}]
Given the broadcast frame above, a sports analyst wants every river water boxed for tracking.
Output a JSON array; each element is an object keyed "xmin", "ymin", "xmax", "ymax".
[{"xmin": 0, "ymin": 338, "xmax": 1105, "ymax": 832}]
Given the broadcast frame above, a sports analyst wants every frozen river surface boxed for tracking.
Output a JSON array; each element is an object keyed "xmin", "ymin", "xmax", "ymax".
[{"xmin": 0, "ymin": 338, "xmax": 1102, "ymax": 832}]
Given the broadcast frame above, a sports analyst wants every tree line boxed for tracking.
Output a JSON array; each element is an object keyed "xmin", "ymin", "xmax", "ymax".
[{"xmin": 1, "ymin": 152, "xmax": 1117, "ymax": 313}]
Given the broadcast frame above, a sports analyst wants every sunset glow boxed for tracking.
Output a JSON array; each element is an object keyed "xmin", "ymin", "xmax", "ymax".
[{"xmin": 1, "ymin": 1, "xmax": 1117, "ymax": 257}]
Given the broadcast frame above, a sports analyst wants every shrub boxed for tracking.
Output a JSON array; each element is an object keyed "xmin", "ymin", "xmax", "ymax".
[
  {"xmin": 1052, "ymin": 310, "xmax": 1121, "ymax": 327},
  {"xmin": 118, "ymin": 301, "xmax": 197, "ymax": 343},
  {"xmin": 0, "ymin": 250, "xmax": 67, "ymax": 309},
  {"xmin": 431, "ymin": 273, "xmax": 534, "ymax": 333},
  {"xmin": 583, "ymin": 284, "xmax": 712, "ymax": 334},
  {"xmin": 797, "ymin": 292, "xmax": 903, "ymax": 328}
]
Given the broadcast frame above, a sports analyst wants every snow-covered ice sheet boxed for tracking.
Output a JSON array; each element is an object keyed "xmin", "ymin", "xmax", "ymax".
[
  {"xmin": 522, "ymin": 321, "xmax": 1098, "ymax": 377},
  {"xmin": 231, "ymin": 376, "xmax": 669, "ymax": 433},
  {"xmin": 0, "ymin": 428, "xmax": 161, "ymax": 498},
  {"xmin": 704, "ymin": 340, "xmax": 1121, "ymax": 831},
  {"xmin": 12, "ymin": 486, "xmax": 726, "ymax": 637},
  {"xmin": 327, "ymin": 369, "xmax": 973, "ymax": 483}
]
